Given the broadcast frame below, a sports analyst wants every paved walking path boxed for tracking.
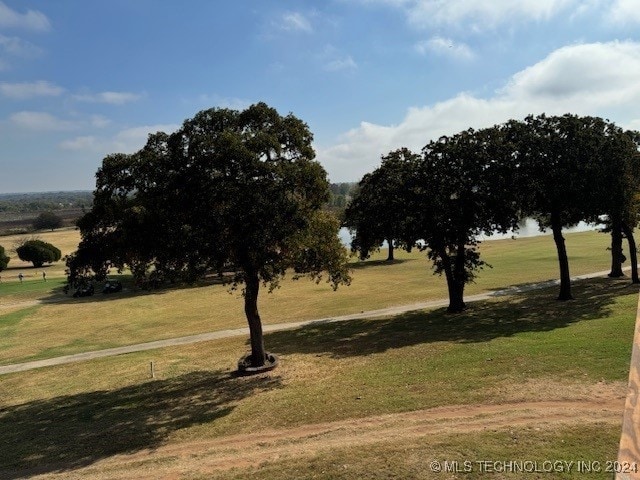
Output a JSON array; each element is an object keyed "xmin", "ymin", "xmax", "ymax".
[{"xmin": 0, "ymin": 268, "xmax": 629, "ymax": 376}]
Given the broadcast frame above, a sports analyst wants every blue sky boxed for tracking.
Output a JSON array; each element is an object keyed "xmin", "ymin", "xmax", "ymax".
[{"xmin": 2, "ymin": 0, "xmax": 640, "ymax": 193}]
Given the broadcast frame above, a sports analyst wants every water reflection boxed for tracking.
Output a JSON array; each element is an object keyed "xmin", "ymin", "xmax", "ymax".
[
  {"xmin": 338, "ymin": 218, "xmax": 600, "ymax": 247},
  {"xmin": 477, "ymin": 218, "xmax": 600, "ymax": 241}
]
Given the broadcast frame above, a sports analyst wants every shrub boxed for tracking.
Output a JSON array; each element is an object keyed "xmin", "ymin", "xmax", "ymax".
[
  {"xmin": 16, "ymin": 240, "xmax": 61, "ymax": 268},
  {"xmin": 0, "ymin": 245, "xmax": 9, "ymax": 271}
]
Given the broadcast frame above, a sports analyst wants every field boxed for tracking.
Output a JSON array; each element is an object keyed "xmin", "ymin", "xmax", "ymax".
[
  {"xmin": 0, "ymin": 228, "xmax": 637, "ymax": 479},
  {"xmin": 0, "ymin": 191, "xmax": 91, "ymax": 236},
  {"xmin": 0, "ymin": 209, "xmax": 85, "ymax": 236},
  {"xmin": 0, "ymin": 228, "xmax": 617, "ymax": 364}
]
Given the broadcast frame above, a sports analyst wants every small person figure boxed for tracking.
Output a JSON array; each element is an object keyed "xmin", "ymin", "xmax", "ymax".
[
  {"xmin": 18, "ymin": 272, "xmax": 24, "ymax": 283},
  {"xmin": 42, "ymin": 271, "xmax": 47, "ymax": 282}
]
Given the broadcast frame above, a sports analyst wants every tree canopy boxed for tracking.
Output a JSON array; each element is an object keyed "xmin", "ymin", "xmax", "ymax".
[
  {"xmin": 16, "ymin": 240, "xmax": 61, "ymax": 268},
  {"xmin": 346, "ymin": 114, "xmax": 640, "ymax": 311},
  {"xmin": 410, "ymin": 126, "xmax": 521, "ymax": 312},
  {"xmin": 0, "ymin": 245, "xmax": 9, "ymax": 271},
  {"xmin": 507, "ymin": 114, "xmax": 640, "ymax": 299},
  {"xmin": 32, "ymin": 211, "xmax": 63, "ymax": 231},
  {"xmin": 589, "ymin": 126, "xmax": 640, "ymax": 282},
  {"xmin": 344, "ymin": 148, "xmax": 420, "ymax": 262},
  {"xmin": 68, "ymin": 102, "xmax": 351, "ymax": 371}
]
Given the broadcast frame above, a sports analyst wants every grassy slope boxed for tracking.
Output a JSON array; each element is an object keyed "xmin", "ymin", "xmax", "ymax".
[
  {"xmin": 0, "ymin": 229, "xmax": 618, "ymax": 365},
  {"xmin": 220, "ymin": 424, "xmax": 621, "ymax": 480},
  {"xmin": 0, "ymin": 277, "xmax": 635, "ymax": 478}
]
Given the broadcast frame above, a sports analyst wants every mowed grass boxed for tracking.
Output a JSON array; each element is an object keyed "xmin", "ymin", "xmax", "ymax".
[
  {"xmin": 0, "ymin": 229, "xmax": 621, "ymax": 365},
  {"xmin": 217, "ymin": 424, "xmax": 621, "ymax": 480},
  {"xmin": 0, "ymin": 277, "xmax": 635, "ymax": 478},
  {"xmin": 0, "ymin": 228, "xmax": 78, "ymax": 305}
]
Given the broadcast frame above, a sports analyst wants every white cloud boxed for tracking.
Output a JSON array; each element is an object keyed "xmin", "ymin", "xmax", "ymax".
[
  {"xmin": 358, "ymin": 0, "xmax": 410, "ymax": 6},
  {"xmin": 280, "ymin": 12, "xmax": 313, "ymax": 32},
  {"xmin": 0, "ymin": 1, "xmax": 51, "ymax": 32},
  {"xmin": 196, "ymin": 94, "xmax": 252, "ymax": 110},
  {"xmin": 569, "ymin": 0, "xmax": 605, "ymax": 19},
  {"xmin": 0, "ymin": 34, "xmax": 42, "ymax": 57},
  {"xmin": 363, "ymin": 0, "xmax": 640, "ymax": 29},
  {"xmin": 501, "ymin": 41, "xmax": 640, "ymax": 105},
  {"xmin": 0, "ymin": 80, "xmax": 64, "ymax": 99},
  {"xmin": 90, "ymin": 115, "xmax": 111, "ymax": 128},
  {"xmin": 59, "ymin": 135, "xmax": 99, "ymax": 151},
  {"xmin": 415, "ymin": 36, "xmax": 475, "ymax": 60},
  {"xmin": 10, "ymin": 111, "xmax": 112, "ymax": 131},
  {"xmin": 363, "ymin": 0, "xmax": 577, "ymax": 30},
  {"xmin": 10, "ymin": 111, "xmax": 76, "ymax": 131},
  {"xmin": 628, "ymin": 118, "xmax": 640, "ymax": 131},
  {"xmin": 72, "ymin": 91, "xmax": 143, "ymax": 105},
  {"xmin": 317, "ymin": 40, "xmax": 640, "ymax": 182},
  {"xmin": 318, "ymin": 45, "xmax": 358, "ymax": 72},
  {"xmin": 607, "ymin": 0, "xmax": 640, "ymax": 24},
  {"xmin": 60, "ymin": 124, "xmax": 179, "ymax": 154},
  {"xmin": 112, "ymin": 125, "xmax": 178, "ymax": 151},
  {"xmin": 324, "ymin": 55, "xmax": 357, "ymax": 71}
]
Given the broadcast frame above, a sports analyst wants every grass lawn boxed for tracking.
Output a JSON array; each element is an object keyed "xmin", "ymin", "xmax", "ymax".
[
  {"xmin": 216, "ymin": 423, "xmax": 622, "ymax": 480},
  {"xmin": 0, "ymin": 227, "xmax": 80, "ymax": 277},
  {"xmin": 0, "ymin": 229, "xmax": 621, "ymax": 365},
  {"xmin": 0, "ymin": 276, "xmax": 636, "ymax": 478},
  {"xmin": 0, "ymin": 228, "xmax": 79, "ymax": 306}
]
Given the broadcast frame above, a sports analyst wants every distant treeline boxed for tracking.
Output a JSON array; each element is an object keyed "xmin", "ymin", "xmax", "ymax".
[
  {"xmin": 327, "ymin": 182, "xmax": 357, "ymax": 212},
  {"xmin": 0, "ymin": 191, "xmax": 93, "ymax": 214},
  {"xmin": 0, "ymin": 186, "xmax": 357, "ymax": 216}
]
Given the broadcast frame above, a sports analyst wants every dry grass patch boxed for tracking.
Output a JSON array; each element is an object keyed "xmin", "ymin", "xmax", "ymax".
[
  {"xmin": 1, "ymin": 227, "xmax": 79, "ymax": 277},
  {"xmin": 481, "ymin": 377, "xmax": 626, "ymax": 404}
]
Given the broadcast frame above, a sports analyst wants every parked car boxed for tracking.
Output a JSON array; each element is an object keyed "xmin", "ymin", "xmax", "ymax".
[
  {"xmin": 102, "ymin": 280, "xmax": 122, "ymax": 294},
  {"xmin": 72, "ymin": 284, "xmax": 94, "ymax": 297}
]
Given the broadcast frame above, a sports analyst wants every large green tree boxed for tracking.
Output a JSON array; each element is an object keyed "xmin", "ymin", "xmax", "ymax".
[
  {"xmin": 622, "ymin": 130, "xmax": 640, "ymax": 284},
  {"xmin": 16, "ymin": 240, "xmax": 61, "ymax": 268},
  {"xmin": 588, "ymin": 126, "xmax": 640, "ymax": 281},
  {"xmin": 344, "ymin": 148, "xmax": 420, "ymax": 262},
  {"xmin": 32, "ymin": 211, "xmax": 63, "ymax": 231},
  {"xmin": 0, "ymin": 245, "xmax": 9, "ymax": 271},
  {"xmin": 409, "ymin": 126, "xmax": 521, "ymax": 312},
  {"xmin": 508, "ymin": 114, "xmax": 613, "ymax": 301},
  {"xmin": 68, "ymin": 103, "xmax": 350, "ymax": 371}
]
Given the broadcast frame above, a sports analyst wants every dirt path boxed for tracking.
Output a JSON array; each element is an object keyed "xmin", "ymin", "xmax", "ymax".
[
  {"xmin": 0, "ymin": 268, "xmax": 627, "ymax": 375},
  {"xmin": 54, "ymin": 396, "xmax": 624, "ymax": 479}
]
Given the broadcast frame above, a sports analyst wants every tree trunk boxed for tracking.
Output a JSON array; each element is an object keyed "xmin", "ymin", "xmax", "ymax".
[
  {"xmin": 386, "ymin": 238, "xmax": 394, "ymax": 262},
  {"xmin": 622, "ymin": 222, "xmax": 640, "ymax": 284},
  {"xmin": 551, "ymin": 211, "xmax": 573, "ymax": 301},
  {"xmin": 441, "ymin": 248, "xmax": 466, "ymax": 313},
  {"xmin": 244, "ymin": 271, "xmax": 267, "ymax": 367},
  {"xmin": 447, "ymin": 279, "xmax": 466, "ymax": 313},
  {"xmin": 608, "ymin": 217, "xmax": 624, "ymax": 277}
]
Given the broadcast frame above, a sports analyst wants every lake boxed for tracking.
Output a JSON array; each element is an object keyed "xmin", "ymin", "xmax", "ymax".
[{"xmin": 339, "ymin": 218, "xmax": 601, "ymax": 247}]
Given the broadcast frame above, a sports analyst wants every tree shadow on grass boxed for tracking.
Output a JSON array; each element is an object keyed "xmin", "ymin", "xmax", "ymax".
[
  {"xmin": 264, "ymin": 277, "xmax": 636, "ymax": 359},
  {"xmin": 348, "ymin": 258, "xmax": 411, "ymax": 270},
  {"xmin": 39, "ymin": 273, "xmax": 236, "ymax": 306},
  {"xmin": 0, "ymin": 370, "xmax": 282, "ymax": 479}
]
